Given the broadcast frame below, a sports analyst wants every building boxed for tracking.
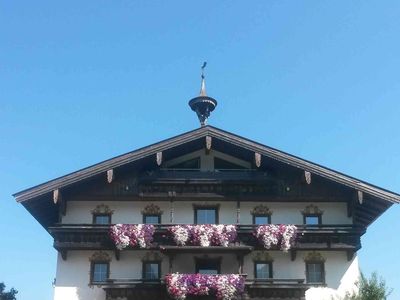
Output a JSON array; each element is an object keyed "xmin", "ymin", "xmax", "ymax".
[{"xmin": 14, "ymin": 71, "xmax": 400, "ymax": 300}]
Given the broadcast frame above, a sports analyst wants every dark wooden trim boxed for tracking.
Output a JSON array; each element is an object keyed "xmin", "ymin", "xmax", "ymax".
[
  {"xmin": 254, "ymin": 261, "xmax": 273, "ymax": 279},
  {"xmin": 142, "ymin": 261, "xmax": 161, "ymax": 280},
  {"xmin": 90, "ymin": 260, "xmax": 110, "ymax": 284}
]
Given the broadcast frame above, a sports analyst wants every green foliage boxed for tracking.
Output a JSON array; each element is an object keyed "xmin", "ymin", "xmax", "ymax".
[
  {"xmin": 344, "ymin": 272, "xmax": 392, "ymax": 300},
  {"xmin": 0, "ymin": 282, "xmax": 18, "ymax": 300}
]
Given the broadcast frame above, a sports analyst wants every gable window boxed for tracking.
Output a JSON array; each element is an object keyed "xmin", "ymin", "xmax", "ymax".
[
  {"xmin": 254, "ymin": 262, "xmax": 272, "ymax": 279},
  {"xmin": 302, "ymin": 205, "xmax": 323, "ymax": 226},
  {"xmin": 214, "ymin": 157, "xmax": 246, "ymax": 171},
  {"xmin": 194, "ymin": 206, "xmax": 218, "ymax": 224},
  {"xmin": 89, "ymin": 252, "xmax": 111, "ymax": 284},
  {"xmin": 169, "ymin": 157, "xmax": 201, "ymax": 169},
  {"xmin": 143, "ymin": 261, "xmax": 161, "ymax": 280},
  {"xmin": 142, "ymin": 204, "xmax": 163, "ymax": 224},
  {"xmin": 195, "ymin": 258, "xmax": 221, "ymax": 275}
]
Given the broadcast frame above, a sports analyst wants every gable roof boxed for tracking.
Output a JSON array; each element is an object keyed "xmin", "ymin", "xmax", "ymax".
[{"xmin": 13, "ymin": 125, "xmax": 400, "ymax": 204}]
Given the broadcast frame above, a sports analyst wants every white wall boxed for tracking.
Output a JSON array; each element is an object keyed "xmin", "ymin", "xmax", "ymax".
[{"xmin": 62, "ymin": 200, "xmax": 351, "ymax": 225}]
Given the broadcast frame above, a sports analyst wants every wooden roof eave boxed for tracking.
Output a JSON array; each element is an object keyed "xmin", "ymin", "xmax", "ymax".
[{"xmin": 13, "ymin": 126, "xmax": 400, "ymax": 205}]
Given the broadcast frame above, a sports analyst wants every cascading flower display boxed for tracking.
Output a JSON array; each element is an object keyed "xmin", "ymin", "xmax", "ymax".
[
  {"xmin": 255, "ymin": 224, "xmax": 297, "ymax": 252},
  {"xmin": 165, "ymin": 273, "xmax": 245, "ymax": 300},
  {"xmin": 168, "ymin": 225, "xmax": 237, "ymax": 247},
  {"xmin": 110, "ymin": 224, "xmax": 155, "ymax": 250}
]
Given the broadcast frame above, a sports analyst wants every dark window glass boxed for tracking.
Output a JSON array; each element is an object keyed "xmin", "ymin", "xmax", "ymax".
[
  {"xmin": 143, "ymin": 262, "xmax": 160, "ymax": 279},
  {"xmin": 92, "ymin": 263, "xmax": 108, "ymax": 282},
  {"xmin": 94, "ymin": 214, "xmax": 111, "ymax": 225},
  {"xmin": 169, "ymin": 157, "xmax": 200, "ymax": 169},
  {"xmin": 255, "ymin": 263, "xmax": 272, "ymax": 279},
  {"xmin": 214, "ymin": 157, "xmax": 246, "ymax": 170},
  {"xmin": 196, "ymin": 260, "xmax": 220, "ymax": 275},
  {"xmin": 144, "ymin": 215, "xmax": 160, "ymax": 224},
  {"xmin": 254, "ymin": 215, "xmax": 271, "ymax": 225},
  {"xmin": 304, "ymin": 215, "xmax": 320, "ymax": 225},
  {"xmin": 306, "ymin": 262, "xmax": 324, "ymax": 283},
  {"xmin": 196, "ymin": 208, "xmax": 217, "ymax": 224}
]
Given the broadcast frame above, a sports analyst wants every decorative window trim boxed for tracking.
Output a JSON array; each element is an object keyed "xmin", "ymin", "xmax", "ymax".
[
  {"xmin": 142, "ymin": 204, "xmax": 163, "ymax": 216},
  {"xmin": 193, "ymin": 204, "xmax": 220, "ymax": 224},
  {"xmin": 304, "ymin": 251, "xmax": 326, "ymax": 262},
  {"xmin": 141, "ymin": 251, "xmax": 163, "ymax": 262},
  {"xmin": 89, "ymin": 251, "xmax": 111, "ymax": 285},
  {"xmin": 91, "ymin": 204, "xmax": 114, "ymax": 215},
  {"xmin": 304, "ymin": 252, "xmax": 326, "ymax": 284},
  {"xmin": 302, "ymin": 204, "xmax": 323, "ymax": 225},
  {"xmin": 142, "ymin": 261, "xmax": 161, "ymax": 280},
  {"xmin": 252, "ymin": 251, "xmax": 274, "ymax": 263},
  {"xmin": 251, "ymin": 205, "xmax": 273, "ymax": 216},
  {"xmin": 254, "ymin": 261, "xmax": 273, "ymax": 279}
]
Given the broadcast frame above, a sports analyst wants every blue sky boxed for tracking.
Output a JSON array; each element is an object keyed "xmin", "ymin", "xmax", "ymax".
[{"xmin": 1, "ymin": 1, "xmax": 399, "ymax": 299}]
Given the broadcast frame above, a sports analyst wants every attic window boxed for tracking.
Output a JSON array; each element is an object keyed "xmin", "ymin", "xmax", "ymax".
[
  {"xmin": 214, "ymin": 157, "xmax": 246, "ymax": 170},
  {"xmin": 168, "ymin": 157, "xmax": 200, "ymax": 169}
]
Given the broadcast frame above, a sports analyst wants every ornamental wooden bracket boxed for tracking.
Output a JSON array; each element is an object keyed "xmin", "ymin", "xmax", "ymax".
[
  {"xmin": 107, "ymin": 169, "xmax": 114, "ymax": 183},
  {"xmin": 156, "ymin": 152, "xmax": 163, "ymax": 166},
  {"xmin": 357, "ymin": 191, "xmax": 363, "ymax": 205},
  {"xmin": 53, "ymin": 189, "xmax": 61, "ymax": 204},
  {"xmin": 254, "ymin": 153, "xmax": 262, "ymax": 168},
  {"xmin": 290, "ymin": 249, "xmax": 297, "ymax": 261},
  {"xmin": 115, "ymin": 249, "xmax": 120, "ymax": 261},
  {"xmin": 205, "ymin": 136, "xmax": 212, "ymax": 154},
  {"xmin": 304, "ymin": 171, "xmax": 312, "ymax": 185},
  {"xmin": 61, "ymin": 250, "xmax": 67, "ymax": 261}
]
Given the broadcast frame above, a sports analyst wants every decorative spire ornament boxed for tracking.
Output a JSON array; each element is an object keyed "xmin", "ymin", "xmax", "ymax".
[{"xmin": 188, "ymin": 62, "xmax": 218, "ymax": 126}]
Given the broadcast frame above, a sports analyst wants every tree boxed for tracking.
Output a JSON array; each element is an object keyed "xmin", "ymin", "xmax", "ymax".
[
  {"xmin": 0, "ymin": 282, "xmax": 18, "ymax": 300},
  {"xmin": 345, "ymin": 272, "xmax": 392, "ymax": 300}
]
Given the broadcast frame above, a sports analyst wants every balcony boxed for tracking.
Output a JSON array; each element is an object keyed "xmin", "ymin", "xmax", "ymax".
[
  {"xmin": 49, "ymin": 224, "xmax": 364, "ymax": 258},
  {"xmin": 101, "ymin": 277, "xmax": 316, "ymax": 300}
]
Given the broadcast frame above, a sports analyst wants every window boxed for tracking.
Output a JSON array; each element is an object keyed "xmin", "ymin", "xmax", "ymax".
[
  {"xmin": 143, "ymin": 214, "xmax": 161, "ymax": 224},
  {"xmin": 214, "ymin": 157, "xmax": 246, "ymax": 170},
  {"xmin": 169, "ymin": 157, "xmax": 200, "ymax": 169},
  {"xmin": 194, "ymin": 207, "xmax": 218, "ymax": 224},
  {"xmin": 195, "ymin": 259, "xmax": 220, "ymax": 274},
  {"xmin": 91, "ymin": 262, "xmax": 109, "ymax": 283},
  {"xmin": 304, "ymin": 214, "xmax": 321, "ymax": 225},
  {"xmin": 254, "ymin": 262, "xmax": 272, "ymax": 279},
  {"xmin": 143, "ymin": 261, "xmax": 160, "ymax": 280},
  {"xmin": 93, "ymin": 214, "xmax": 111, "ymax": 225},
  {"xmin": 253, "ymin": 215, "xmax": 271, "ymax": 225},
  {"xmin": 306, "ymin": 262, "xmax": 325, "ymax": 284}
]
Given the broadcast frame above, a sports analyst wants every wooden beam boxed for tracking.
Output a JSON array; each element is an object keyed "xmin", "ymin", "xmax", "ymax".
[
  {"xmin": 254, "ymin": 153, "xmax": 261, "ymax": 168},
  {"xmin": 290, "ymin": 249, "xmax": 297, "ymax": 261},
  {"xmin": 205, "ymin": 136, "xmax": 212, "ymax": 154},
  {"xmin": 236, "ymin": 200, "xmax": 241, "ymax": 224},
  {"xmin": 357, "ymin": 191, "xmax": 363, "ymax": 205},
  {"xmin": 107, "ymin": 169, "xmax": 114, "ymax": 183},
  {"xmin": 115, "ymin": 249, "xmax": 120, "ymax": 261},
  {"xmin": 156, "ymin": 152, "xmax": 163, "ymax": 166},
  {"xmin": 53, "ymin": 189, "xmax": 61, "ymax": 204}
]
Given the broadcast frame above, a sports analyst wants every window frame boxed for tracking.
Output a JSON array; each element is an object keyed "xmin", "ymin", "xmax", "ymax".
[
  {"xmin": 305, "ymin": 261, "xmax": 325, "ymax": 284},
  {"xmin": 90, "ymin": 261, "xmax": 110, "ymax": 284},
  {"xmin": 142, "ymin": 261, "xmax": 161, "ymax": 281},
  {"xmin": 303, "ymin": 214, "xmax": 322, "ymax": 225},
  {"xmin": 195, "ymin": 258, "xmax": 221, "ymax": 274},
  {"xmin": 194, "ymin": 206, "xmax": 219, "ymax": 224},
  {"xmin": 252, "ymin": 214, "xmax": 272, "ymax": 225},
  {"xmin": 254, "ymin": 261, "xmax": 273, "ymax": 279},
  {"xmin": 142, "ymin": 214, "xmax": 161, "ymax": 224},
  {"xmin": 92, "ymin": 213, "xmax": 112, "ymax": 225}
]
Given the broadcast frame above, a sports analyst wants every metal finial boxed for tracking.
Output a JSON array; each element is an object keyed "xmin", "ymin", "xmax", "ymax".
[
  {"xmin": 201, "ymin": 62, "xmax": 207, "ymax": 79},
  {"xmin": 200, "ymin": 62, "xmax": 207, "ymax": 96}
]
